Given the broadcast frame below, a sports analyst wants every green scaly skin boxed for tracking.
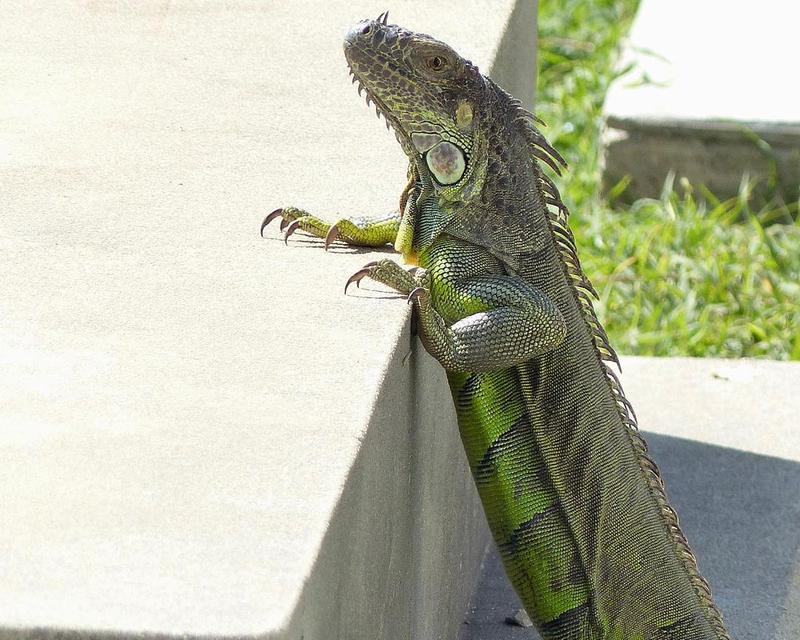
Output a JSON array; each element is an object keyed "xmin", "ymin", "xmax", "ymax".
[
  {"xmin": 264, "ymin": 14, "xmax": 732, "ymax": 640},
  {"xmin": 262, "ymin": 206, "xmax": 400, "ymax": 247}
]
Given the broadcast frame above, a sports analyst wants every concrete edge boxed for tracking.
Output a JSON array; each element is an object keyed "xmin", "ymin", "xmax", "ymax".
[
  {"xmin": 490, "ymin": 0, "xmax": 539, "ymax": 110},
  {"xmin": 0, "ymin": 2, "xmax": 537, "ymax": 638},
  {"xmin": 606, "ymin": 116, "xmax": 800, "ymax": 146},
  {"xmin": 602, "ymin": 116, "xmax": 800, "ymax": 203}
]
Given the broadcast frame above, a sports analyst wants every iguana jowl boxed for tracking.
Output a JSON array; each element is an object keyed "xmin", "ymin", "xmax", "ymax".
[{"xmin": 263, "ymin": 13, "xmax": 731, "ymax": 640}]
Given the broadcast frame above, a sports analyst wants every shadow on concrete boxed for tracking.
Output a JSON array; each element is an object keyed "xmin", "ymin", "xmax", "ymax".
[
  {"xmin": 261, "ymin": 232, "xmax": 397, "ymax": 255},
  {"xmin": 272, "ymin": 339, "xmax": 489, "ymax": 640},
  {"xmin": 272, "ymin": 333, "xmax": 419, "ymax": 640},
  {"xmin": 0, "ymin": 334, "xmax": 486, "ymax": 640},
  {"xmin": 459, "ymin": 433, "xmax": 800, "ymax": 640}
]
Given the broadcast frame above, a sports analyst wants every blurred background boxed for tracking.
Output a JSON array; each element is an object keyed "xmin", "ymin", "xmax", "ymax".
[{"xmin": 537, "ymin": 0, "xmax": 799, "ymax": 361}]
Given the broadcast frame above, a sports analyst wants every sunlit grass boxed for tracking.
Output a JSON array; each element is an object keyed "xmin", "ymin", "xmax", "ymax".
[{"xmin": 537, "ymin": 0, "xmax": 800, "ymax": 360}]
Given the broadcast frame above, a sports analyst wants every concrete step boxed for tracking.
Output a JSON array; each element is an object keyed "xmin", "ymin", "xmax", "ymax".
[
  {"xmin": 458, "ymin": 357, "xmax": 800, "ymax": 640},
  {"xmin": 3, "ymin": 1, "xmax": 797, "ymax": 638},
  {"xmin": 602, "ymin": 1, "xmax": 800, "ymax": 204},
  {"xmin": 0, "ymin": 1, "xmax": 538, "ymax": 638}
]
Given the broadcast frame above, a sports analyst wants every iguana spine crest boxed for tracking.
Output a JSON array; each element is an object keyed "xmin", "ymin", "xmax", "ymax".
[{"xmin": 511, "ymin": 98, "xmax": 731, "ymax": 639}]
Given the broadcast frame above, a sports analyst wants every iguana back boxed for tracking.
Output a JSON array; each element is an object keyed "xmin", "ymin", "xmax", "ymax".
[{"xmin": 441, "ymin": 94, "xmax": 728, "ymax": 638}]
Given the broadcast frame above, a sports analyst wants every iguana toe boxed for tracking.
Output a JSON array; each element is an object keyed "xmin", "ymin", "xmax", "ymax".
[
  {"xmin": 283, "ymin": 220, "xmax": 301, "ymax": 244},
  {"xmin": 344, "ymin": 261, "xmax": 380, "ymax": 294},
  {"xmin": 261, "ymin": 208, "xmax": 284, "ymax": 237},
  {"xmin": 406, "ymin": 286, "xmax": 429, "ymax": 305},
  {"xmin": 324, "ymin": 225, "xmax": 340, "ymax": 251}
]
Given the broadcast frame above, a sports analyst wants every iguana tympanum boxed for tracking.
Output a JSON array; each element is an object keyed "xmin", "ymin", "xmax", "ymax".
[{"xmin": 263, "ymin": 13, "xmax": 731, "ymax": 640}]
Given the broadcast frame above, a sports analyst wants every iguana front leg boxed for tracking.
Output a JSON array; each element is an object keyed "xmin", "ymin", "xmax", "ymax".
[
  {"xmin": 261, "ymin": 207, "xmax": 400, "ymax": 248},
  {"xmin": 411, "ymin": 273, "xmax": 567, "ymax": 373},
  {"xmin": 262, "ymin": 169, "xmax": 417, "ymax": 248},
  {"xmin": 350, "ymin": 238, "xmax": 568, "ymax": 373},
  {"xmin": 345, "ymin": 258, "xmax": 417, "ymax": 296}
]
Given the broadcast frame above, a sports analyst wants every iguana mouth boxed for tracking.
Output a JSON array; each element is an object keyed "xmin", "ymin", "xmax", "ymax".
[
  {"xmin": 345, "ymin": 64, "xmax": 398, "ymax": 135},
  {"xmin": 343, "ymin": 13, "xmax": 418, "ymax": 156}
]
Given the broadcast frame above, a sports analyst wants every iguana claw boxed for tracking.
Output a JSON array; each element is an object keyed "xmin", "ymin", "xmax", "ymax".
[
  {"xmin": 261, "ymin": 208, "xmax": 284, "ymax": 237},
  {"xmin": 283, "ymin": 220, "xmax": 301, "ymax": 244},
  {"xmin": 324, "ymin": 225, "xmax": 340, "ymax": 251},
  {"xmin": 406, "ymin": 286, "xmax": 428, "ymax": 305},
  {"xmin": 344, "ymin": 261, "xmax": 380, "ymax": 294}
]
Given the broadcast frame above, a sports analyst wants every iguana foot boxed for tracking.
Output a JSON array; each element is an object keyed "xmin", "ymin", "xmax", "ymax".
[
  {"xmin": 261, "ymin": 207, "xmax": 400, "ymax": 248},
  {"xmin": 344, "ymin": 259, "xmax": 420, "ymax": 296},
  {"xmin": 322, "ymin": 218, "xmax": 394, "ymax": 250},
  {"xmin": 344, "ymin": 261, "xmax": 380, "ymax": 293},
  {"xmin": 261, "ymin": 207, "xmax": 335, "ymax": 244}
]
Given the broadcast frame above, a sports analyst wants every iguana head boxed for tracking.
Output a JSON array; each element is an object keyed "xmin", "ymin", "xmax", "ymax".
[
  {"xmin": 344, "ymin": 14, "xmax": 563, "ymax": 267},
  {"xmin": 344, "ymin": 13, "xmax": 488, "ymax": 202}
]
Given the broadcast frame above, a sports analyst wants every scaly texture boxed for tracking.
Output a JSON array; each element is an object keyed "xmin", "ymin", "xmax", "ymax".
[{"xmin": 264, "ymin": 14, "xmax": 731, "ymax": 640}]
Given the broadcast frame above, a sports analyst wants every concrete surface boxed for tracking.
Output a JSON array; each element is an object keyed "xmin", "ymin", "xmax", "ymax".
[
  {"xmin": 459, "ymin": 356, "xmax": 800, "ymax": 639},
  {"xmin": 0, "ymin": 1, "xmax": 537, "ymax": 638},
  {"xmin": 3, "ymin": 1, "xmax": 797, "ymax": 639},
  {"xmin": 602, "ymin": 1, "xmax": 800, "ymax": 203}
]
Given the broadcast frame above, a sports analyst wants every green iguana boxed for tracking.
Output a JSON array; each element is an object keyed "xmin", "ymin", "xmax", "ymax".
[{"xmin": 262, "ymin": 13, "xmax": 731, "ymax": 640}]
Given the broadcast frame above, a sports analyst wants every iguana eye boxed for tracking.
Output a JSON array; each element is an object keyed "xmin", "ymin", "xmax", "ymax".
[{"xmin": 427, "ymin": 55, "xmax": 447, "ymax": 71}]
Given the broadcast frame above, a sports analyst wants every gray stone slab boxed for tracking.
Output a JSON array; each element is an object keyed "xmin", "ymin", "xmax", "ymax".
[
  {"xmin": 459, "ymin": 357, "xmax": 800, "ymax": 639},
  {"xmin": 621, "ymin": 356, "xmax": 800, "ymax": 462},
  {"xmin": 602, "ymin": 1, "xmax": 800, "ymax": 203},
  {"xmin": 0, "ymin": 1, "xmax": 537, "ymax": 638}
]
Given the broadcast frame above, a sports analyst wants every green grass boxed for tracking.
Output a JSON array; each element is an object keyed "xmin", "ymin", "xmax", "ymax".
[{"xmin": 537, "ymin": 0, "xmax": 800, "ymax": 360}]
